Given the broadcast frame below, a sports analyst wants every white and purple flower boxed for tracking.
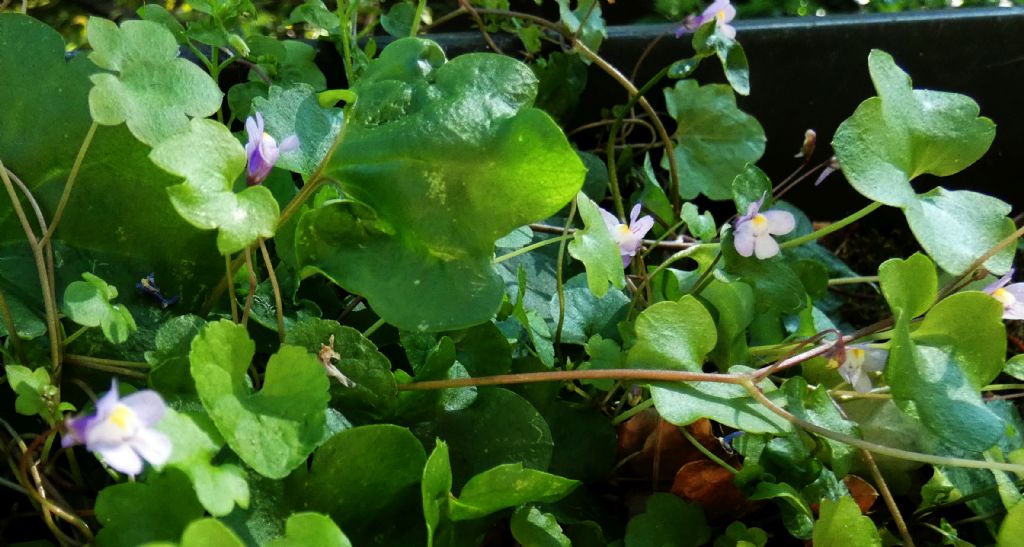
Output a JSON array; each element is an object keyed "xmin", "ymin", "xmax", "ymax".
[
  {"xmin": 599, "ymin": 203, "xmax": 655, "ymax": 267},
  {"xmin": 62, "ymin": 381, "xmax": 171, "ymax": 477},
  {"xmin": 733, "ymin": 197, "xmax": 795, "ymax": 260},
  {"xmin": 831, "ymin": 345, "xmax": 888, "ymax": 393},
  {"xmin": 244, "ymin": 112, "xmax": 299, "ymax": 186},
  {"xmin": 984, "ymin": 268, "xmax": 1024, "ymax": 320},
  {"xmin": 676, "ymin": 0, "xmax": 737, "ymax": 39}
]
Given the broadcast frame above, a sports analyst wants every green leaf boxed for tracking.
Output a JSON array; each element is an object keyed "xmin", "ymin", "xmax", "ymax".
[
  {"xmin": 1006, "ymin": 355, "xmax": 1024, "ymax": 382},
  {"xmin": 434, "ymin": 388, "xmax": 554, "ymax": 486},
  {"xmin": 267, "ymin": 513, "xmax": 352, "ymax": 547},
  {"xmin": 548, "ymin": 273, "xmax": 628, "ymax": 346},
  {"xmin": 681, "ymin": 202, "xmax": 717, "ymax": 242},
  {"xmin": 190, "ymin": 320, "xmax": 329, "ymax": 478},
  {"xmin": 450, "ymin": 463, "xmax": 579, "ymax": 521},
  {"xmin": 627, "ymin": 296, "xmax": 716, "ymax": 371},
  {"xmin": 833, "ymin": 50, "xmax": 994, "ymax": 208},
  {"xmin": 510, "ymin": 506, "xmax": 571, "ymax": 547},
  {"xmin": 731, "ymin": 164, "xmax": 771, "ymax": 214},
  {"xmin": 652, "ymin": 366, "xmax": 791, "ymax": 434},
  {"xmin": 878, "ymin": 252, "xmax": 936, "ymax": 318},
  {"xmin": 0, "ymin": 288, "xmax": 45, "ymax": 339},
  {"xmin": 250, "ymin": 84, "xmax": 344, "ymax": 177},
  {"xmin": 298, "ymin": 38, "xmax": 585, "ymax": 332},
  {"xmin": 381, "ymin": 2, "xmax": 416, "ymax": 37},
  {"xmin": 4, "ymin": 365, "xmax": 53, "ymax": 418},
  {"xmin": 178, "ymin": 518, "xmax": 246, "ymax": 547},
  {"xmin": 150, "ymin": 118, "xmax": 279, "ymax": 255},
  {"xmin": 543, "ymin": 402, "xmax": 617, "ymax": 482},
  {"xmin": 701, "ymin": 279, "xmax": 754, "ymax": 371},
  {"xmin": 782, "ymin": 377, "xmax": 860, "ymax": 477},
  {"xmin": 95, "ymin": 469, "xmax": 203, "ymax": 547},
  {"xmin": 285, "ymin": 318, "xmax": 397, "ymax": 421},
  {"xmin": 555, "ymin": 0, "xmax": 606, "ymax": 53},
  {"xmin": 568, "ymin": 193, "xmax": 626, "ymax": 298},
  {"xmin": 624, "ymin": 493, "xmax": 709, "ymax": 547},
  {"xmin": 157, "ymin": 409, "xmax": 250, "ymax": 517},
  {"xmin": 692, "ymin": 21, "xmax": 750, "ymax": 96},
  {"xmin": 914, "ymin": 292, "xmax": 1005, "ymax": 388},
  {"xmin": 146, "ymin": 315, "xmax": 206, "ymax": 394},
  {"xmin": 422, "ymin": 441, "xmax": 453, "ymax": 547},
  {"xmin": 998, "ymin": 497, "xmax": 1024, "ymax": 546},
  {"xmin": 62, "ymin": 272, "xmax": 136, "ymax": 344},
  {"xmin": 722, "ymin": 233, "xmax": 807, "ymax": 313},
  {"xmin": 304, "ymin": 424, "xmax": 427, "ymax": 533},
  {"xmin": 748, "ymin": 482, "xmax": 814, "ymax": 539},
  {"xmin": 663, "ymin": 79, "xmax": 765, "ymax": 200},
  {"xmin": 813, "ymin": 496, "xmax": 882, "ymax": 546},
  {"xmin": 86, "ymin": 17, "xmax": 222, "ymax": 146},
  {"xmin": 887, "ymin": 314, "xmax": 1003, "ymax": 452},
  {"xmin": 905, "ymin": 188, "xmax": 1015, "ymax": 275}
]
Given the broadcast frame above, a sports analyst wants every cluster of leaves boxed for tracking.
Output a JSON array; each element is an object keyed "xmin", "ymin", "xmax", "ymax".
[{"xmin": 2, "ymin": 1, "xmax": 1024, "ymax": 546}]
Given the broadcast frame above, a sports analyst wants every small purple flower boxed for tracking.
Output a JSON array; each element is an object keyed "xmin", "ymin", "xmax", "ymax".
[
  {"xmin": 244, "ymin": 112, "xmax": 299, "ymax": 186},
  {"xmin": 675, "ymin": 0, "xmax": 737, "ymax": 39},
  {"xmin": 733, "ymin": 197, "xmax": 795, "ymax": 260},
  {"xmin": 62, "ymin": 380, "xmax": 171, "ymax": 477},
  {"xmin": 830, "ymin": 345, "xmax": 888, "ymax": 393},
  {"xmin": 599, "ymin": 203, "xmax": 655, "ymax": 267},
  {"xmin": 984, "ymin": 268, "xmax": 1024, "ymax": 320}
]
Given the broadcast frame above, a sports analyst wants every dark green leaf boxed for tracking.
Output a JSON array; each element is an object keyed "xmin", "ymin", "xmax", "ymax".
[
  {"xmin": 510, "ymin": 506, "xmax": 572, "ymax": 547},
  {"xmin": 624, "ymin": 493, "xmax": 709, "ymax": 547},
  {"xmin": 450, "ymin": 464, "xmax": 579, "ymax": 521},
  {"xmin": 94, "ymin": 469, "xmax": 203, "ymax": 547}
]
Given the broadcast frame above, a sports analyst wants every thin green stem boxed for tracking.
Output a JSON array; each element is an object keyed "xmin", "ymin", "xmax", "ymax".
[
  {"xmin": 42, "ymin": 123, "xmax": 97, "ymax": 247},
  {"xmin": 410, "ymin": 0, "xmax": 427, "ymax": 35},
  {"xmin": 398, "ymin": 368, "xmax": 745, "ymax": 392},
  {"xmin": 63, "ymin": 354, "xmax": 150, "ymax": 369},
  {"xmin": 63, "ymin": 358, "xmax": 147, "ymax": 379},
  {"xmin": 363, "ymin": 317, "xmax": 387, "ymax": 337},
  {"xmin": 681, "ymin": 427, "xmax": 739, "ymax": 474},
  {"xmin": 0, "ymin": 287, "xmax": 26, "ymax": 364},
  {"xmin": 241, "ymin": 247, "xmax": 257, "ymax": 327},
  {"xmin": 259, "ymin": 239, "xmax": 286, "ymax": 342},
  {"xmin": 828, "ymin": 275, "xmax": 879, "ymax": 286},
  {"xmin": 780, "ymin": 201, "xmax": 883, "ymax": 250},
  {"xmin": 62, "ymin": 326, "xmax": 89, "ymax": 347},
  {"xmin": 0, "ymin": 162, "xmax": 61, "ymax": 373},
  {"xmin": 605, "ymin": 65, "xmax": 671, "ymax": 220},
  {"xmin": 627, "ymin": 245, "xmax": 710, "ymax": 319},
  {"xmin": 337, "ymin": 0, "xmax": 356, "ymax": 85},
  {"xmin": 554, "ymin": 200, "xmax": 578, "ymax": 359},
  {"xmin": 983, "ymin": 384, "xmax": 1024, "ymax": 392},
  {"xmin": 612, "ymin": 398, "xmax": 654, "ymax": 425},
  {"xmin": 494, "ymin": 234, "xmax": 574, "ymax": 264},
  {"xmin": 225, "ymin": 254, "xmax": 239, "ymax": 323},
  {"xmin": 740, "ymin": 378, "xmax": 1024, "ymax": 474}
]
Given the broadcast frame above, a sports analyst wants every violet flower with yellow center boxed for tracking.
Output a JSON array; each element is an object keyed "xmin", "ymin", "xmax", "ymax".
[
  {"xmin": 245, "ymin": 112, "xmax": 299, "ymax": 186},
  {"xmin": 984, "ymin": 268, "xmax": 1024, "ymax": 320},
  {"xmin": 599, "ymin": 203, "xmax": 655, "ymax": 267},
  {"xmin": 676, "ymin": 0, "xmax": 737, "ymax": 39},
  {"xmin": 62, "ymin": 380, "xmax": 171, "ymax": 477},
  {"xmin": 733, "ymin": 198, "xmax": 795, "ymax": 260}
]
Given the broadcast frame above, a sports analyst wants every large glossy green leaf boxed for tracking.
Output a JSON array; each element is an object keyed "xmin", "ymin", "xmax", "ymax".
[
  {"xmin": 652, "ymin": 366, "xmax": 791, "ymax": 434},
  {"xmin": 86, "ymin": 17, "xmax": 222, "ymax": 147},
  {"xmin": 150, "ymin": 118, "xmax": 279, "ymax": 255},
  {"xmin": 914, "ymin": 292, "xmax": 1005, "ymax": 389},
  {"xmin": 190, "ymin": 320, "xmax": 329, "ymax": 478},
  {"xmin": 296, "ymin": 38, "xmax": 585, "ymax": 332},
  {"xmin": 663, "ymin": 79, "xmax": 765, "ymax": 200},
  {"xmin": 94, "ymin": 469, "xmax": 203, "ymax": 547},
  {"xmin": 832, "ymin": 50, "xmax": 1010, "ymax": 274},
  {"xmin": 449, "ymin": 463, "xmax": 579, "ymax": 521},
  {"xmin": 156, "ymin": 409, "xmax": 250, "ymax": 517},
  {"xmin": 547, "ymin": 273, "xmax": 628, "ymax": 346},
  {"xmin": 624, "ymin": 493, "xmax": 709, "ymax": 547},
  {"xmin": 304, "ymin": 424, "xmax": 426, "ymax": 532},
  {"xmin": 627, "ymin": 296, "xmax": 716, "ymax": 371},
  {"xmin": 0, "ymin": 14, "xmax": 221, "ymax": 312}
]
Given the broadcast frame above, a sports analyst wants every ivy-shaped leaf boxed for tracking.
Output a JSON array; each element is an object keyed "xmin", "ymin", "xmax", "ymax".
[
  {"xmin": 510, "ymin": 505, "xmax": 571, "ymax": 547},
  {"xmin": 555, "ymin": 0, "xmax": 606, "ymax": 54},
  {"xmin": 449, "ymin": 463, "xmax": 579, "ymax": 521},
  {"xmin": 663, "ymin": 79, "xmax": 765, "ymax": 200},
  {"xmin": 813, "ymin": 497, "xmax": 882, "ymax": 546},
  {"xmin": 652, "ymin": 366, "xmax": 792, "ymax": 434},
  {"xmin": 4, "ymin": 365, "xmax": 55, "ymax": 418},
  {"xmin": 627, "ymin": 296, "xmax": 716, "ymax": 372},
  {"xmin": 692, "ymin": 20, "xmax": 750, "ymax": 96},
  {"xmin": 86, "ymin": 17, "xmax": 222, "ymax": 147},
  {"xmin": 94, "ymin": 469, "xmax": 204, "ymax": 547},
  {"xmin": 567, "ymin": 193, "xmax": 625, "ymax": 298},
  {"xmin": 189, "ymin": 320, "xmax": 329, "ymax": 479},
  {"xmin": 62, "ymin": 272, "xmax": 137, "ymax": 344},
  {"xmin": 157, "ymin": 409, "xmax": 250, "ymax": 517},
  {"xmin": 251, "ymin": 84, "xmax": 343, "ymax": 177},
  {"xmin": 267, "ymin": 513, "xmax": 352, "ymax": 547},
  {"xmin": 833, "ymin": 50, "xmax": 1011, "ymax": 274},
  {"xmin": 296, "ymin": 38, "xmax": 585, "ymax": 332},
  {"xmin": 422, "ymin": 441, "xmax": 453, "ymax": 547},
  {"xmin": 150, "ymin": 118, "xmax": 279, "ymax": 255}
]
